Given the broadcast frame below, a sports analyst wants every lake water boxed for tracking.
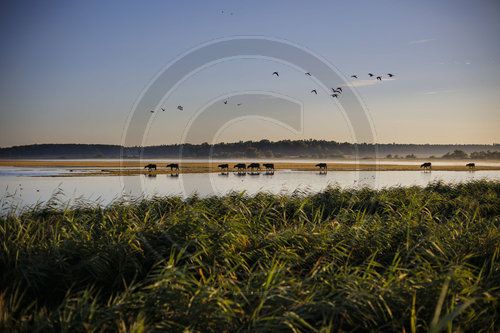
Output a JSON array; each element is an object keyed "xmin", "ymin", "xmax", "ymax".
[{"xmin": 1, "ymin": 165, "xmax": 499, "ymax": 214}]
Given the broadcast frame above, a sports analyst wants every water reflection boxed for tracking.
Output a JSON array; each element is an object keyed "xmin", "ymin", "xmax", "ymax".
[{"xmin": 2, "ymin": 170, "xmax": 500, "ymax": 213}]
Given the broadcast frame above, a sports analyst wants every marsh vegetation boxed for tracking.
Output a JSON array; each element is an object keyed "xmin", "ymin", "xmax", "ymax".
[{"xmin": 1, "ymin": 180, "xmax": 499, "ymax": 331}]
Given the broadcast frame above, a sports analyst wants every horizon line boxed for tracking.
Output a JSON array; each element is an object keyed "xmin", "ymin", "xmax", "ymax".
[{"xmin": 2, "ymin": 140, "xmax": 500, "ymax": 149}]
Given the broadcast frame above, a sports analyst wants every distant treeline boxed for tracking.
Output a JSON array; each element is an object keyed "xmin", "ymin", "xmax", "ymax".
[
  {"xmin": 0, "ymin": 141, "xmax": 499, "ymax": 159},
  {"xmin": 439, "ymin": 149, "xmax": 500, "ymax": 160}
]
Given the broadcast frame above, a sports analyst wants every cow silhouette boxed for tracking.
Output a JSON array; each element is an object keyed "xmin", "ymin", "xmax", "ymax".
[
  {"xmin": 316, "ymin": 163, "xmax": 327, "ymax": 170},
  {"xmin": 144, "ymin": 164, "xmax": 156, "ymax": 171},
  {"xmin": 234, "ymin": 163, "xmax": 246, "ymax": 170},
  {"xmin": 248, "ymin": 163, "xmax": 260, "ymax": 170},
  {"xmin": 218, "ymin": 164, "xmax": 229, "ymax": 170},
  {"xmin": 263, "ymin": 163, "xmax": 274, "ymax": 170},
  {"xmin": 166, "ymin": 163, "xmax": 179, "ymax": 171},
  {"xmin": 466, "ymin": 163, "xmax": 475, "ymax": 169},
  {"xmin": 420, "ymin": 162, "xmax": 432, "ymax": 170}
]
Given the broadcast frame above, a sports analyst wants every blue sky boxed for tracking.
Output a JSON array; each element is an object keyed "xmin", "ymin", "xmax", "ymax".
[{"xmin": 1, "ymin": 0, "xmax": 499, "ymax": 146}]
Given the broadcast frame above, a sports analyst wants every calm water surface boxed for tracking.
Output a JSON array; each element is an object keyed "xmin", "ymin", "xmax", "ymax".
[{"xmin": 1, "ymin": 166, "xmax": 499, "ymax": 213}]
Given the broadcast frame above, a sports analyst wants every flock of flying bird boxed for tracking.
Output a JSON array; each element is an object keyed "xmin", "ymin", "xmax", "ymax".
[
  {"xmin": 150, "ymin": 71, "xmax": 395, "ymax": 112},
  {"xmin": 272, "ymin": 71, "xmax": 395, "ymax": 99}
]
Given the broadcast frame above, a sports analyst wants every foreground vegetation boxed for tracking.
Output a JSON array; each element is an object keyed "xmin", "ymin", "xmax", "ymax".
[{"xmin": 1, "ymin": 181, "xmax": 499, "ymax": 332}]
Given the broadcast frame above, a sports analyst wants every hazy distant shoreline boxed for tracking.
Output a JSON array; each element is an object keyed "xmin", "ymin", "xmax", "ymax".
[{"xmin": 1, "ymin": 141, "xmax": 499, "ymax": 160}]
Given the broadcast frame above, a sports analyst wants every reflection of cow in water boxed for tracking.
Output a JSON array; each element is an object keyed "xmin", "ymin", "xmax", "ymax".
[
  {"xmin": 248, "ymin": 163, "xmax": 260, "ymax": 170},
  {"xmin": 166, "ymin": 163, "xmax": 179, "ymax": 171},
  {"xmin": 234, "ymin": 163, "xmax": 246, "ymax": 170},
  {"xmin": 466, "ymin": 163, "xmax": 475, "ymax": 169},
  {"xmin": 420, "ymin": 162, "xmax": 431, "ymax": 170},
  {"xmin": 316, "ymin": 163, "xmax": 327, "ymax": 170},
  {"xmin": 263, "ymin": 163, "xmax": 274, "ymax": 170},
  {"xmin": 218, "ymin": 163, "xmax": 229, "ymax": 170},
  {"xmin": 144, "ymin": 164, "xmax": 156, "ymax": 171}
]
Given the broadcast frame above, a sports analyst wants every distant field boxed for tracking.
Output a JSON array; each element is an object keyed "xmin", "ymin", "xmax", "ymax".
[
  {"xmin": 1, "ymin": 181, "xmax": 498, "ymax": 331},
  {"xmin": 1, "ymin": 159, "xmax": 499, "ymax": 176}
]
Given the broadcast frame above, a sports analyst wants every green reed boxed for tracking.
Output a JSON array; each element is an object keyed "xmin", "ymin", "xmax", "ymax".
[{"xmin": 1, "ymin": 180, "xmax": 499, "ymax": 332}]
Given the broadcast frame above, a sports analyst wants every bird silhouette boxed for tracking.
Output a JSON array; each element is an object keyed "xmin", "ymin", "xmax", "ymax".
[
  {"xmin": 331, "ymin": 94, "xmax": 338, "ymax": 98},
  {"xmin": 224, "ymin": 100, "xmax": 227, "ymax": 104},
  {"xmin": 387, "ymin": 73, "xmax": 394, "ymax": 77},
  {"xmin": 177, "ymin": 105, "xmax": 183, "ymax": 111},
  {"xmin": 336, "ymin": 87, "xmax": 343, "ymax": 93},
  {"xmin": 150, "ymin": 110, "xmax": 154, "ymax": 113},
  {"xmin": 272, "ymin": 72, "xmax": 279, "ymax": 76},
  {"xmin": 368, "ymin": 73, "xmax": 374, "ymax": 77},
  {"xmin": 351, "ymin": 75, "xmax": 358, "ymax": 79},
  {"xmin": 237, "ymin": 103, "xmax": 242, "ymax": 106},
  {"xmin": 311, "ymin": 90, "xmax": 317, "ymax": 94},
  {"xmin": 376, "ymin": 76, "xmax": 382, "ymax": 81},
  {"xmin": 305, "ymin": 72, "xmax": 311, "ymax": 76},
  {"xmin": 161, "ymin": 108, "xmax": 166, "ymax": 111}
]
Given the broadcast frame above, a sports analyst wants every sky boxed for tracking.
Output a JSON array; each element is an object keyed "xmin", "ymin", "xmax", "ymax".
[{"xmin": 0, "ymin": 0, "xmax": 499, "ymax": 147}]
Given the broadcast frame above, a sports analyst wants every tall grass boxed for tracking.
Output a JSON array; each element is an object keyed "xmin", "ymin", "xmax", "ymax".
[{"xmin": 1, "ymin": 180, "xmax": 499, "ymax": 332}]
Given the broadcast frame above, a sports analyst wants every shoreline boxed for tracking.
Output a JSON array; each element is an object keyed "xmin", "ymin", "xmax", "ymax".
[{"xmin": 1, "ymin": 160, "xmax": 499, "ymax": 176}]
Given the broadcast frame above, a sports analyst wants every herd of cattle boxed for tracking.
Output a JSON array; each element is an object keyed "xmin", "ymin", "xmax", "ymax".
[
  {"xmin": 420, "ymin": 162, "xmax": 476, "ymax": 170},
  {"xmin": 144, "ymin": 163, "xmax": 326, "ymax": 171},
  {"xmin": 143, "ymin": 162, "xmax": 477, "ymax": 171}
]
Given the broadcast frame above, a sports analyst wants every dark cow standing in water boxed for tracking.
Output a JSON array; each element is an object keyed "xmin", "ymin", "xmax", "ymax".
[
  {"xmin": 316, "ymin": 163, "xmax": 327, "ymax": 170},
  {"xmin": 144, "ymin": 164, "xmax": 157, "ymax": 171},
  {"xmin": 248, "ymin": 163, "xmax": 260, "ymax": 170},
  {"xmin": 466, "ymin": 163, "xmax": 475, "ymax": 169},
  {"xmin": 166, "ymin": 163, "xmax": 179, "ymax": 171},
  {"xmin": 420, "ymin": 162, "xmax": 432, "ymax": 170},
  {"xmin": 234, "ymin": 163, "xmax": 246, "ymax": 170},
  {"xmin": 218, "ymin": 164, "xmax": 229, "ymax": 170},
  {"xmin": 263, "ymin": 163, "xmax": 274, "ymax": 170}
]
